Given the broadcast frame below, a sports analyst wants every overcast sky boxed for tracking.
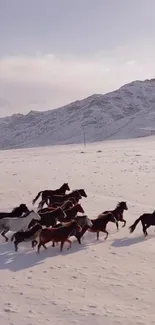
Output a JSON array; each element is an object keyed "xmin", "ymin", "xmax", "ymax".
[{"xmin": 0, "ymin": 0, "xmax": 155, "ymax": 117}]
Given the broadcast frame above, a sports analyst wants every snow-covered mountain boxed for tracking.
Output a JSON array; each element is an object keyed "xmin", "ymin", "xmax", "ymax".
[{"xmin": 1, "ymin": 79, "xmax": 155, "ymax": 150}]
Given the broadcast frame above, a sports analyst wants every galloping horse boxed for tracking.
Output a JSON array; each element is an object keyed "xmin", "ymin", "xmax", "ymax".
[
  {"xmin": 47, "ymin": 189, "xmax": 86, "ymax": 207},
  {"xmin": 58, "ymin": 204, "xmax": 85, "ymax": 222},
  {"xmin": 0, "ymin": 210, "xmax": 40, "ymax": 241},
  {"xmin": 101, "ymin": 201, "xmax": 128, "ymax": 227},
  {"xmin": 28, "ymin": 207, "xmax": 66, "ymax": 228},
  {"xmin": 37, "ymin": 220, "xmax": 82, "ymax": 253},
  {"xmin": 11, "ymin": 224, "xmax": 42, "ymax": 251},
  {"xmin": 129, "ymin": 210, "xmax": 155, "ymax": 237},
  {"xmin": 75, "ymin": 212, "xmax": 119, "ymax": 241},
  {"xmin": 38, "ymin": 200, "xmax": 74, "ymax": 214},
  {"xmin": 0, "ymin": 204, "xmax": 29, "ymax": 220},
  {"xmin": 32, "ymin": 183, "xmax": 70, "ymax": 207}
]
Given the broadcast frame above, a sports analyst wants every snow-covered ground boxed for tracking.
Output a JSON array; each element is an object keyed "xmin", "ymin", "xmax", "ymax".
[{"xmin": 0, "ymin": 136, "xmax": 155, "ymax": 325}]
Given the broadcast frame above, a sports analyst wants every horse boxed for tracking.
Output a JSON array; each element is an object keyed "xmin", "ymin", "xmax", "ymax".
[
  {"xmin": 37, "ymin": 220, "xmax": 82, "ymax": 253},
  {"xmin": 0, "ymin": 210, "xmax": 41, "ymax": 241},
  {"xmin": 11, "ymin": 224, "xmax": 43, "ymax": 251},
  {"xmin": 101, "ymin": 201, "xmax": 128, "ymax": 227},
  {"xmin": 129, "ymin": 210, "xmax": 155, "ymax": 236},
  {"xmin": 72, "ymin": 212, "xmax": 119, "ymax": 241},
  {"xmin": 38, "ymin": 200, "xmax": 74, "ymax": 214},
  {"xmin": 47, "ymin": 190, "xmax": 83, "ymax": 206},
  {"xmin": 32, "ymin": 183, "xmax": 70, "ymax": 206},
  {"xmin": 0, "ymin": 204, "xmax": 29, "ymax": 220},
  {"xmin": 28, "ymin": 207, "xmax": 66, "ymax": 229},
  {"xmin": 47, "ymin": 197, "xmax": 77, "ymax": 209},
  {"xmin": 52, "ymin": 215, "xmax": 93, "ymax": 246},
  {"xmin": 58, "ymin": 204, "xmax": 85, "ymax": 222}
]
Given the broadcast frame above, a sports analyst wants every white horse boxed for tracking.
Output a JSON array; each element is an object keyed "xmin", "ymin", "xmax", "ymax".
[{"xmin": 0, "ymin": 210, "xmax": 41, "ymax": 241}]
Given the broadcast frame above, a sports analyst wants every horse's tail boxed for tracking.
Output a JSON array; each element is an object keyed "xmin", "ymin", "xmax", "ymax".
[
  {"xmin": 11, "ymin": 233, "xmax": 15, "ymax": 241},
  {"xmin": 129, "ymin": 216, "xmax": 141, "ymax": 233},
  {"xmin": 32, "ymin": 191, "xmax": 43, "ymax": 205}
]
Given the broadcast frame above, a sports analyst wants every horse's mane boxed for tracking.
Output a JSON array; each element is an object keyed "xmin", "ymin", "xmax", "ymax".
[
  {"xmin": 116, "ymin": 201, "xmax": 125, "ymax": 208},
  {"xmin": 61, "ymin": 183, "xmax": 68, "ymax": 187},
  {"xmin": 11, "ymin": 206, "xmax": 19, "ymax": 213}
]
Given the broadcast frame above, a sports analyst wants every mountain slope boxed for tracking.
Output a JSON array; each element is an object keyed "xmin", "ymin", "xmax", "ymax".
[{"xmin": 1, "ymin": 79, "xmax": 155, "ymax": 149}]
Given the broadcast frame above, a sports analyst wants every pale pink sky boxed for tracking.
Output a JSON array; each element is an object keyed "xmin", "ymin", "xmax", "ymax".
[{"xmin": 0, "ymin": 0, "xmax": 155, "ymax": 116}]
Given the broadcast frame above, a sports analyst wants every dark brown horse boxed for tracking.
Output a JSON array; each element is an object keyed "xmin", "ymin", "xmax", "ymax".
[
  {"xmin": 53, "ymin": 215, "xmax": 93, "ymax": 246},
  {"xmin": 11, "ymin": 224, "xmax": 42, "ymax": 251},
  {"xmin": 47, "ymin": 190, "xmax": 83, "ymax": 206},
  {"xmin": 48, "ymin": 197, "xmax": 77, "ymax": 209},
  {"xmin": 72, "ymin": 212, "xmax": 119, "ymax": 242},
  {"xmin": 101, "ymin": 201, "xmax": 128, "ymax": 227},
  {"xmin": 32, "ymin": 183, "xmax": 70, "ymax": 206},
  {"xmin": 38, "ymin": 200, "xmax": 74, "ymax": 214},
  {"xmin": 0, "ymin": 204, "xmax": 29, "ymax": 220},
  {"xmin": 37, "ymin": 220, "xmax": 82, "ymax": 253},
  {"xmin": 28, "ymin": 207, "xmax": 66, "ymax": 228},
  {"xmin": 129, "ymin": 210, "xmax": 155, "ymax": 237},
  {"xmin": 58, "ymin": 204, "xmax": 85, "ymax": 222}
]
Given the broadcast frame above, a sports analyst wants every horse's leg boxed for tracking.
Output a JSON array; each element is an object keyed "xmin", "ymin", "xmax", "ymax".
[
  {"xmin": 141, "ymin": 220, "xmax": 148, "ymax": 236},
  {"xmin": 97, "ymin": 231, "xmax": 100, "ymax": 240},
  {"xmin": 122, "ymin": 219, "xmax": 126, "ymax": 227},
  {"xmin": 66, "ymin": 239, "xmax": 72, "ymax": 250},
  {"xmin": 37, "ymin": 241, "xmax": 47, "ymax": 253},
  {"xmin": 114, "ymin": 219, "xmax": 119, "ymax": 230},
  {"xmin": 60, "ymin": 241, "xmax": 64, "ymax": 252},
  {"xmin": 100, "ymin": 228, "xmax": 109, "ymax": 240},
  {"xmin": 144, "ymin": 224, "xmax": 149, "ymax": 237},
  {"xmin": 14, "ymin": 241, "xmax": 18, "ymax": 252},
  {"xmin": 32, "ymin": 240, "xmax": 38, "ymax": 248},
  {"xmin": 1, "ymin": 229, "xmax": 9, "ymax": 241},
  {"xmin": 120, "ymin": 218, "xmax": 126, "ymax": 227},
  {"xmin": 76, "ymin": 234, "xmax": 81, "ymax": 244},
  {"xmin": 37, "ymin": 243, "xmax": 41, "ymax": 253},
  {"xmin": 104, "ymin": 230, "xmax": 109, "ymax": 240},
  {"xmin": 52, "ymin": 241, "xmax": 55, "ymax": 247}
]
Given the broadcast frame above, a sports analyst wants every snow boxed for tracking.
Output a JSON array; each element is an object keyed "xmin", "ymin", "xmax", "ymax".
[
  {"xmin": 0, "ymin": 136, "xmax": 155, "ymax": 325},
  {"xmin": 1, "ymin": 79, "xmax": 155, "ymax": 149}
]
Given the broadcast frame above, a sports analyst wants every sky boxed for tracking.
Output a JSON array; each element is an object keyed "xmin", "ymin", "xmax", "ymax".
[{"xmin": 0, "ymin": 0, "xmax": 155, "ymax": 117}]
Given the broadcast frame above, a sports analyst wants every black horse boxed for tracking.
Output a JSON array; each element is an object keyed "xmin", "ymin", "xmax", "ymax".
[
  {"xmin": 11, "ymin": 224, "xmax": 42, "ymax": 251},
  {"xmin": 48, "ymin": 189, "xmax": 86, "ymax": 206},
  {"xmin": 28, "ymin": 207, "xmax": 66, "ymax": 228},
  {"xmin": 0, "ymin": 204, "xmax": 29, "ymax": 220},
  {"xmin": 32, "ymin": 183, "xmax": 70, "ymax": 206},
  {"xmin": 37, "ymin": 199, "xmax": 74, "ymax": 214},
  {"xmin": 129, "ymin": 210, "xmax": 155, "ymax": 236},
  {"xmin": 101, "ymin": 201, "xmax": 128, "ymax": 227},
  {"xmin": 71, "ymin": 212, "xmax": 119, "ymax": 242}
]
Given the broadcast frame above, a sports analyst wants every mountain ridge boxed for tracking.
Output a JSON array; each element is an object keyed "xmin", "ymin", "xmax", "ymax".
[{"xmin": 1, "ymin": 78, "xmax": 155, "ymax": 149}]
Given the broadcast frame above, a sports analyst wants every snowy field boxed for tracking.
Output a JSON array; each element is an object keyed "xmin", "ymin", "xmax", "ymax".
[{"xmin": 0, "ymin": 136, "xmax": 155, "ymax": 325}]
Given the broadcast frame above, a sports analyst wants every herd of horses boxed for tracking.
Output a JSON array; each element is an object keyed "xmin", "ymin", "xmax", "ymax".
[{"xmin": 0, "ymin": 182, "xmax": 155, "ymax": 254}]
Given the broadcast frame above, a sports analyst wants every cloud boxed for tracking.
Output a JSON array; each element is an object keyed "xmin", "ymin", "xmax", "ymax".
[{"xmin": 0, "ymin": 44, "xmax": 155, "ymax": 117}]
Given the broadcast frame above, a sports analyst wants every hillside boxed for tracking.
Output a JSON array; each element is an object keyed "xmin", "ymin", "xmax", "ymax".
[{"xmin": 1, "ymin": 79, "xmax": 155, "ymax": 149}]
